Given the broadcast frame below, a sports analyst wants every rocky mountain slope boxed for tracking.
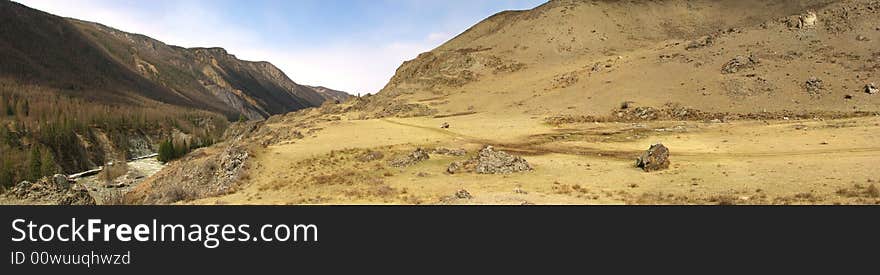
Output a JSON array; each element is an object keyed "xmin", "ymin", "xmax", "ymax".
[
  {"xmin": 366, "ymin": 0, "xmax": 878, "ymax": 118},
  {"xmin": 305, "ymin": 86, "xmax": 351, "ymax": 103},
  {"xmin": 1, "ymin": 0, "xmax": 348, "ymax": 120}
]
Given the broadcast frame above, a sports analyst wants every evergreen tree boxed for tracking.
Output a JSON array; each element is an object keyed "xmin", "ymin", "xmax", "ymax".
[
  {"xmin": 5, "ymin": 100, "xmax": 13, "ymax": 116},
  {"xmin": 0, "ymin": 158, "xmax": 12, "ymax": 190},
  {"xmin": 27, "ymin": 146, "xmax": 41, "ymax": 181},
  {"xmin": 157, "ymin": 139, "xmax": 175, "ymax": 163},
  {"xmin": 40, "ymin": 149, "xmax": 56, "ymax": 176}
]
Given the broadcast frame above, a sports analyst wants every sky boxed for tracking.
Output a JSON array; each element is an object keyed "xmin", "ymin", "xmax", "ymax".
[{"xmin": 14, "ymin": 0, "xmax": 546, "ymax": 94}]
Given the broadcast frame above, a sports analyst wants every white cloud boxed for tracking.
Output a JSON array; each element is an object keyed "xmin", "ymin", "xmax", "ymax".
[{"xmin": 13, "ymin": 0, "xmax": 447, "ymax": 94}]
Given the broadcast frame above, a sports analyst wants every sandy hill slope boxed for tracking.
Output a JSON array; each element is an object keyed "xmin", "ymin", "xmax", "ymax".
[
  {"xmin": 0, "ymin": 0, "xmax": 347, "ymax": 119},
  {"xmin": 367, "ymin": 0, "xmax": 877, "ymax": 118}
]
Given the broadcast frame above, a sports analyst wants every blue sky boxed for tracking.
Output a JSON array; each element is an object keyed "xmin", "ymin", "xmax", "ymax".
[{"xmin": 15, "ymin": 0, "xmax": 546, "ymax": 94}]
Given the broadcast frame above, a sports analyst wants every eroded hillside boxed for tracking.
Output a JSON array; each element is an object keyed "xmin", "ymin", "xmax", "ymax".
[{"xmin": 371, "ymin": 0, "xmax": 878, "ymax": 118}]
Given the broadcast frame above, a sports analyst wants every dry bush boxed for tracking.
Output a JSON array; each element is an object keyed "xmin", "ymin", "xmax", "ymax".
[
  {"xmin": 710, "ymin": 195, "xmax": 738, "ymax": 206},
  {"xmin": 836, "ymin": 184, "xmax": 879, "ymax": 198},
  {"xmin": 144, "ymin": 184, "xmax": 197, "ymax": 204},
  {"xmin": 102, "ymin": 190, "xmax": 128, "ymax": 205},
  {"xmin": 100, "ymin": 161, "xmax": 128, "ymax": 184},
  {"xmin": 867, "ymin": 184, "xmax": 880, "ymax": 198}
]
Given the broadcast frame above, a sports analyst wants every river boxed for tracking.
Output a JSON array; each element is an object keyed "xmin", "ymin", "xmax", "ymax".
[{"xmin": 75, "ymin": 156, "xmax": 165, "ymax": 204}]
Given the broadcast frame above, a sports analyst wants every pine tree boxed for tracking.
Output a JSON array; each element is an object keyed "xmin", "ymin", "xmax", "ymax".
[
  {"xmin": 0, "ymin": 158, "xmax": 11, "ymax": 190},
  {"xmin": 27, "ymin": 146, "xmax": 42, "ymax": 181},
  {"xmin": 40, "ymin": 149, "xmax": 56, "ymax": 177},
  {"xmin": 5, "ymin": 99, "xmax": 13, "ymax": 116},
  {"xmin": 157, "ymin": 139, "xmax": 175, "ymax": 163}
]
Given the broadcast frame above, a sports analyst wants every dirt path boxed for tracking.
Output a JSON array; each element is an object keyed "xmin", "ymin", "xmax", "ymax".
[{"xmin": 382, "ymin": 117, "xmax": 880, "ymax": 160}]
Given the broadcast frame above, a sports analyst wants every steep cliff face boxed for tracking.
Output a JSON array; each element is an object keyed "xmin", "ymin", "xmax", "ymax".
[{"xmin": 0, "ymin": 0, "xmax": 348, "ymax": 120}]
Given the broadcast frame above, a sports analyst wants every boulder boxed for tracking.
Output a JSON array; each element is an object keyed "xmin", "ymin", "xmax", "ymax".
[
  {"xmin": 17, "ymin": 180, "xmax": 31, "ymax": 188},
  {"xmin": 446, "ymin": 161, "xmax": 470, "ymax": 174},
  {"xmin": 866, "ymin": 83, "xmax": 878, "ymax": 95},
  {"xmin": 636, "ymin": 143, "xmax": 670, "ymax": 172},
  {"xmin": 440, "ymin": 122, "xmax": 450, "ymax": 129},
  {"xmin": 52, "ymin": 174, "xmax": 71, "ymax": 190}
]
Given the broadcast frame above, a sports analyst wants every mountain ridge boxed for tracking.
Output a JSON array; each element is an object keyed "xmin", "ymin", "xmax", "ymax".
[{"xmin": 1, "ymin": 0, "xmax": 348, "ymax": 120}]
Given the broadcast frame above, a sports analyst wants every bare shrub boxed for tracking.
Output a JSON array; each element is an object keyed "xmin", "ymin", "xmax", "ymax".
[
  {"xmin": 866, "ymin": 184, "xmax": 879, "ymax": 198},
  {"xmin": 100, "ymin": 161, "xmax": 128, "ymax": 184},
  {"xmin": 161, "ymin": 184, "xmax": 197, "ymax": 204},
  {"xmin": 102, "ymin": 190, "xmax": 128, "ymax": 205}
]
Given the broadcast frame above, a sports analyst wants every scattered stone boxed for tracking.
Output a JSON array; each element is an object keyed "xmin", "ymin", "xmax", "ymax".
[
  {"xmin": 865, "ymin": 83, "xmax": 878, "ymax": 94},
  {"xmin": 357, "ymin": 151, "xmax": 385, "ymax": 162},
  {"xmin": 57, "ymin": 189, "xmax": 97, "ymax": 205},
  {"xmin": 454, "ymin": 189, "xmax": 473, "ymax": 199},
  {"xmin": 856, "ymin": 35, "xmax": 871, "ymax": 42},
  {"xmin": 620, "ymin": 101, "xmax": 635, "ymax": 109},
  {"xmin": 616, "ymin": 106, "xmax": 659, "ymax": 120},
  {"xmin": 785, "ymin": 11, "xmax": 817, "ymax": 29},
  {"xmin": 440, "ymin": 122, "xmax": 450, "ymax": 129},
  {"xmin": 4, "ymin": 178, "xmax": 96, "ymax": 205},
  {"xmin": 844, "ymin": 94, "xmax": 854, "ymax": 100},
  {"xmin": 219, "ymin": 146, "xmax": 249, "ymax": 182},
  {"xmin": 17, "ymin": 180, "xmax": 31, "ymax": 188},
  {"xmin": 805, "ymin": 77, "xmax": 823, "ymax": 95},
  {"xmin": 431, "ymin": 147, "xmax": 467, "ymax": 156},
  {"xmin": 446, "ymin": 161, "xmax": 465, "ymax": 174},
  {"xmin": 685, "ymin": 35, "xmax": 715, "ymax": 50},
  {"xmin": 389, "ymin": 148, "xmax": 430, "ymax": 167},
  {"xmin": 636, "ymin": 143, "xmax": 671, "ymax": 172},
  {"xmin": 447, "ymin": 146, "xmax": 532, "ymax": 175},
  {"xmin": 721, "ymin": 55, "xmax": 758, "ymax": 74},
  {"xmin": 52, "ymin": 174, "xmax": 71, "ymax": 189}
]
